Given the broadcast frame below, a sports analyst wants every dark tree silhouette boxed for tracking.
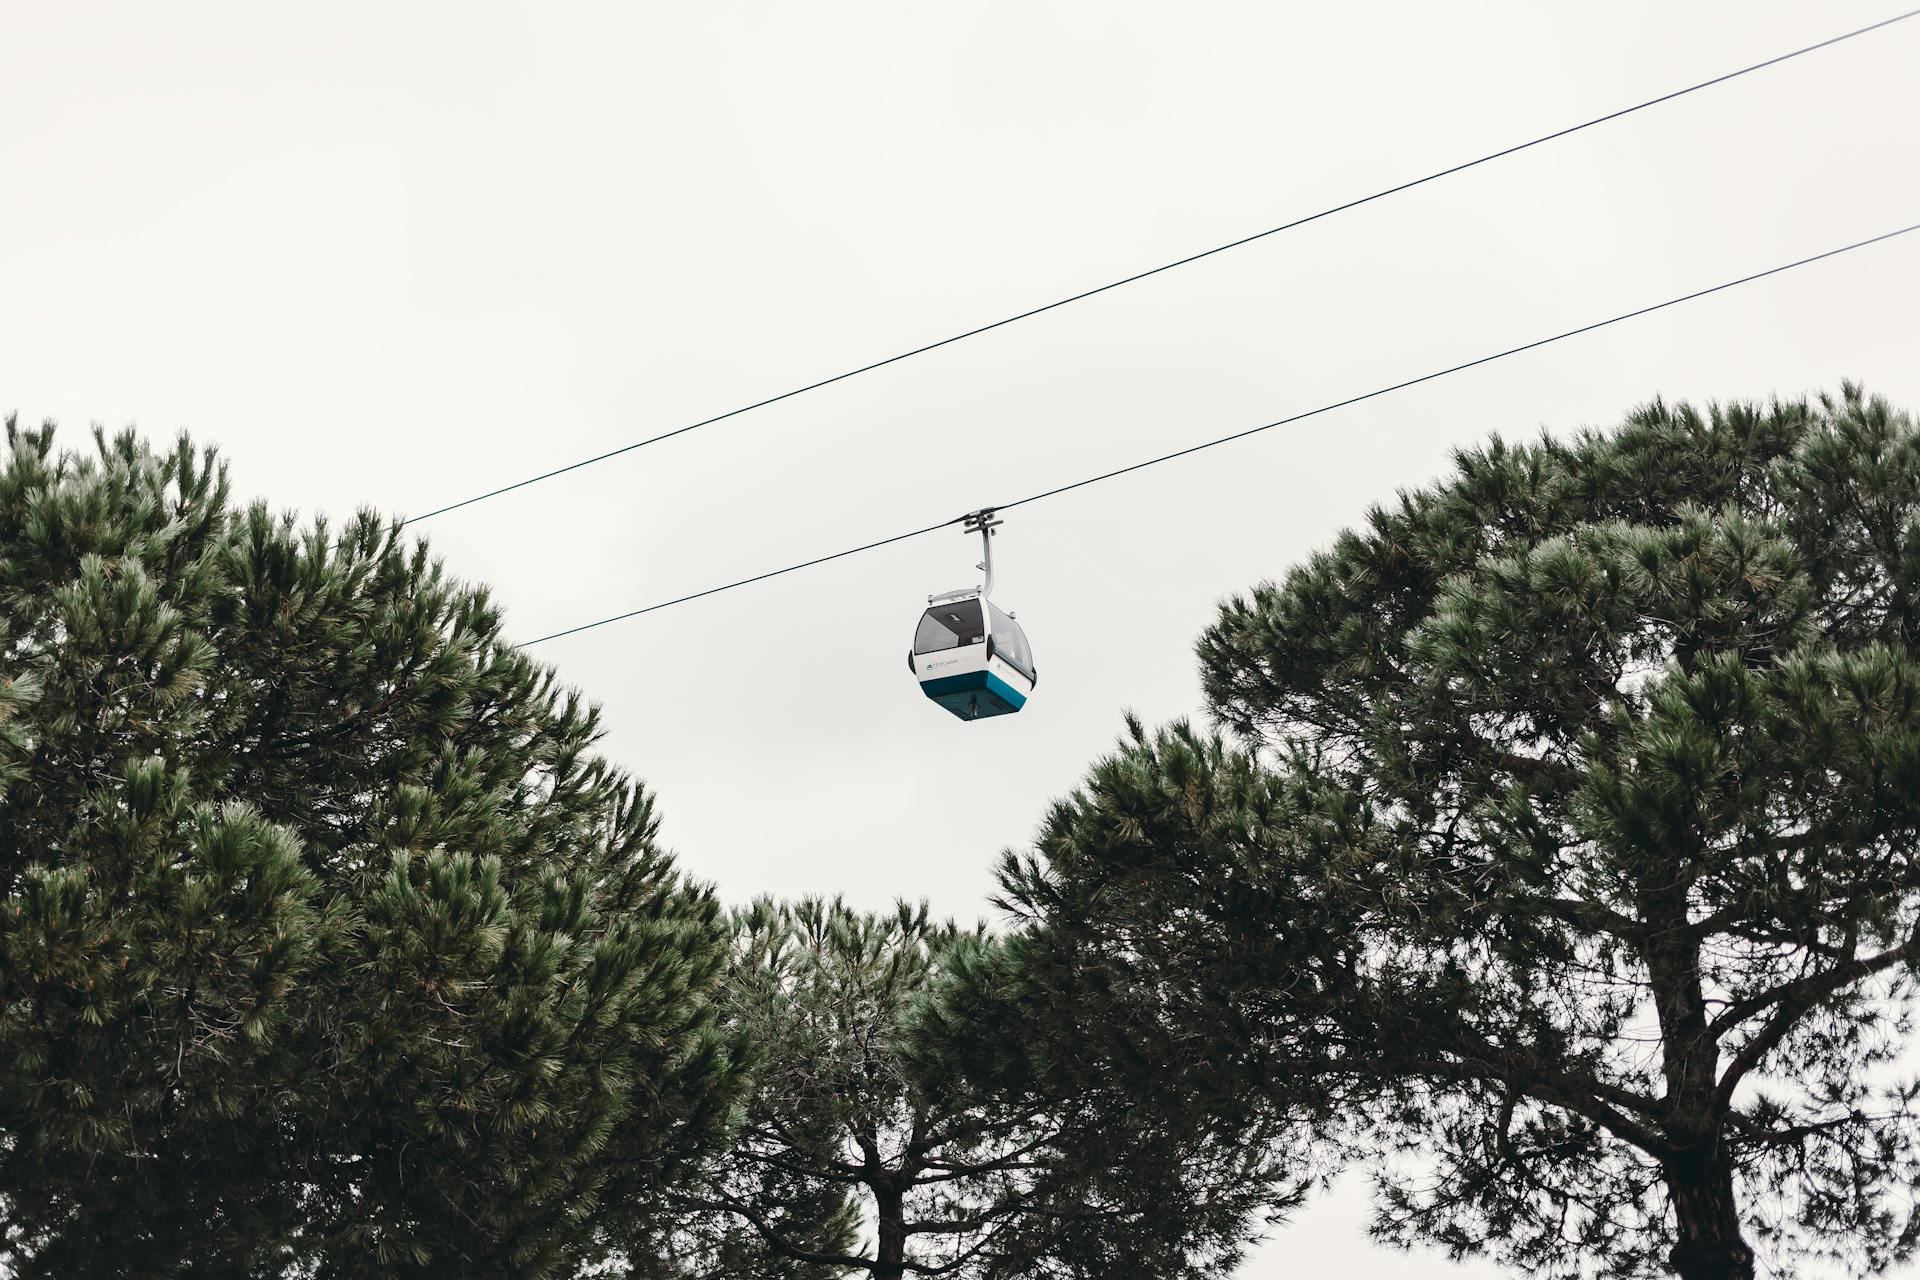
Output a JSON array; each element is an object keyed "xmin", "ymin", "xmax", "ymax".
[
  {"xmin": 995, "ymin": 389, "xmax": 1920, "ymax": 1280},
  {"xmin": 684, "ymin": 897, "xmax": 1294, "ymax": 1279},
  {"xmin": 0, "ymin": 422, "xmax": 742, "ymax": 1279}
]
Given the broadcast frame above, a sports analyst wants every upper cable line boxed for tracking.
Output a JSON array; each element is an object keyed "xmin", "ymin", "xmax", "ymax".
[
  {"xmin": 519, "ymin": 219, "xmax": 1920, "ymax": 647},
  {"xmin": 405, "ymin": 9, "xmax": 1919, "ymax": 530}
]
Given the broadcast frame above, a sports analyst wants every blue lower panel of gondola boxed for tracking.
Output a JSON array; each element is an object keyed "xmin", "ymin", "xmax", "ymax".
[{"xmin": 919, "ymin": 670, "xmax": 1028, "ymax": 719}]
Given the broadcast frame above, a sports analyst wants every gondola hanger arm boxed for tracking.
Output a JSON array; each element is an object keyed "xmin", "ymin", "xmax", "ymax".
[{"xmin": 963, "ymin": 508, "xmax": 1002, "ymax": 599}]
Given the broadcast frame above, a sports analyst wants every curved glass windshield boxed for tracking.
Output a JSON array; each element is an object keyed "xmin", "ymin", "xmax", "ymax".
[
  {"xmin": 987, "ymin": 603, "xmax": 1034, "ymax": 679},
  {"xmin": 915, "ymin": 599, "xmax": 985, "ymax": 654}
]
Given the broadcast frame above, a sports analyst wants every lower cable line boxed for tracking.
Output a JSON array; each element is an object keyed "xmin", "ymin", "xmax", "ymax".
[
  {"xmin": 521, "ymin": 518, "xmax": 962, "ymax": 646},
  {"xmin": 994, "ymin": 223, "xmax": 1920, "ymax": 515},
  {"xmin": 521, "ymin": 220, "xmax": 1920, "ymax": 647}
]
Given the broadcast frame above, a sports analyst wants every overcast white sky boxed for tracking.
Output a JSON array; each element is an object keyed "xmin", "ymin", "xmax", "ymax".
[{"xmin": 5, "ymin": 4, "xmax": 1919, "ymax": 1275}]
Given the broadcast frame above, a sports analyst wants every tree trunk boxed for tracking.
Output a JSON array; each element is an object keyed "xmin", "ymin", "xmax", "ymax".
[
  {"xmin": 1638, "ymin": 878, "xmax": 1750, "ymax": 1280},
  {"xmin": 1663, "ymin": 1149, "xmax": 1753, "ymax": 1280},
  {"xmin": 873, "ymin": 1181, "xmax": 907, "ymax": 1280}
]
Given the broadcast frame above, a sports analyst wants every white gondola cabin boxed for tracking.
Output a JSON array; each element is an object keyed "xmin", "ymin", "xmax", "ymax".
[{"xmin": 908, "ymin": 510, "xmax": 1036, "ymax": 720}]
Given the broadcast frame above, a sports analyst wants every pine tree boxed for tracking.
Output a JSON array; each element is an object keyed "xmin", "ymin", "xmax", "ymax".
[
  {"xmin": 995, "ymin": 388, "xmax": 1920, "ymax": 1280},
  {"xmin": 675, "ymin": 897, "xmax": 1287, "ymax": 1280},
  {"xmin": 0, "ymin": 422, "xmax": 742, "ymax": 1278}
]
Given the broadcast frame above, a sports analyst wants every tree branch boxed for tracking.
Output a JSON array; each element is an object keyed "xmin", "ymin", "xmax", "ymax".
[
  {"xmin": 1713, "ymin": 926, "xmax": 1920, "ymax": 1106},
  {"xmin": 681, "ymin": 1193, "xmax": 873, "ymax": 1273}
]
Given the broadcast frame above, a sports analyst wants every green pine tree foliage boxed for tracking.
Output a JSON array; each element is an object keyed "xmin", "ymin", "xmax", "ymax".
[
  {"xmin": 995, "ymin": 388, "xmax": 1920, "ymax": 1280},
  {"xmin": 913, "ymin": 897, "xmax": 1313, "ymax": 1280},
  {"xmin": 679, "ymin": 897, "xmax": 1286, "ymax": 1280},
  {"xmin": 0, "ymin": 422, "xmax": 742, "ymax": 1279}
]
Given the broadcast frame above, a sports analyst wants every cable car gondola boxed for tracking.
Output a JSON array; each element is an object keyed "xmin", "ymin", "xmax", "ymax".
[{"xmin": 908, "ymin": 509, "xmax": 1036, "ymax": 721}]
